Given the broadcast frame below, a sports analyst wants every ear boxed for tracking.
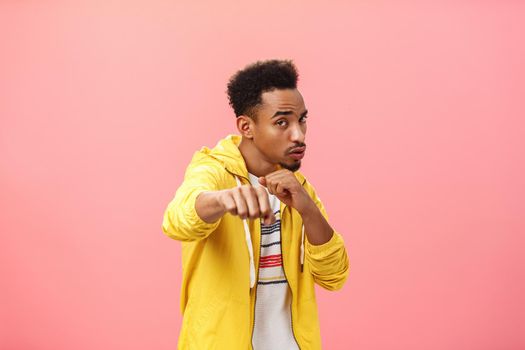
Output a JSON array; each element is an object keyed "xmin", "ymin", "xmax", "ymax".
[{"xmin": 236, "ymin": 115, "xmax": 255, "ymax": 139}]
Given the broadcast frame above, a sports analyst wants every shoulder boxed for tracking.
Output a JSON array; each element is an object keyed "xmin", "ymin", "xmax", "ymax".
[
  {"xmin": 184, "ymin": 151, "xmax": 229, "ymax": 184},
  {"xmin": 300, "ymin": 175, "xmax": 324, "ymax": 204},
  {"xmin": 297, "ymin": 172, "xmax": 313, "ymax": 193}
]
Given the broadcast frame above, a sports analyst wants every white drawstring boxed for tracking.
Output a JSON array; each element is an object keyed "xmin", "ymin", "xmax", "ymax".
[
  {"xmin": 235, "ymin": 175, "xmax": 305, "ymax": 285},
  {"xmin": 235, "ymin": 176, "xmax": 256, "ymax": 288},
  {"xmin": 300, "ymin": 224, "xmax": 305, "ymax": 272}
]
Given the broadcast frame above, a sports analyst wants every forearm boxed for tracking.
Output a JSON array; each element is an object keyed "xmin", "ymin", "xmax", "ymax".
[
  {"xmin": 195, "ymin": 190, "xmax": 226, "ymax": 223},
  {"xmin": 301, "ymin": 200, "xmax": 349, "ymax": 291},
  {"xmin": 299, "ymin": 200, "xmax": 334, "ymax": 245}
]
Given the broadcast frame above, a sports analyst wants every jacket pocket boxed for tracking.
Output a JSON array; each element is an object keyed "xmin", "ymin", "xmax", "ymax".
[
  {"xmin": 182, "ymin": 292, "xmax": 229, "ymax": 349},
  {"xmin": 296, "ymin": 298, "xmax": 322, "ymax": 350}
]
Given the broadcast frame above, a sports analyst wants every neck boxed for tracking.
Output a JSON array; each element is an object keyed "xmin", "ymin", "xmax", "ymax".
[{"xmin": 238, "ymin": 137, "xmax": 280, "ymax": 177}]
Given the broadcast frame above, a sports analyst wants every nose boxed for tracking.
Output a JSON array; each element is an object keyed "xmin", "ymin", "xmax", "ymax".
[{"xmin": 289, "ymin": 123, "xmax": 305, "ymax": 143}]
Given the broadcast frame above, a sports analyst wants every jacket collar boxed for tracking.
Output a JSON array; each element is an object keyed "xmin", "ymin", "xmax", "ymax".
[{"xmin": 200, "ymin": 134, "xmax": 306, "ymax": 185}]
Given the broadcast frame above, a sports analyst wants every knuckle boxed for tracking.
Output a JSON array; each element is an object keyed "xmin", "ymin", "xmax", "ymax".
[{"xmin": 248, "ymin": 188, "xmax": 257, "ymax": 198}]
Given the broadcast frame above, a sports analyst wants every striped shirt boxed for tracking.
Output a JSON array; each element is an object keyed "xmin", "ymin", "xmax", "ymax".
[{"xmin": 248, "ymin": 173, "xmax": 299, "ymax": 350}]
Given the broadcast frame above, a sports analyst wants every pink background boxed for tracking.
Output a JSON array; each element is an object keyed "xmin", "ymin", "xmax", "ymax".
[{"xmin": 1, "ymin": 1, "xmax": 524, "ymax": 349}]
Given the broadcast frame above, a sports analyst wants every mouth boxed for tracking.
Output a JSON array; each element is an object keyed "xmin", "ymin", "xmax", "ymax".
[{"xmin": 288, "ymin": 146, "xmax": 306, "ymax": 160}]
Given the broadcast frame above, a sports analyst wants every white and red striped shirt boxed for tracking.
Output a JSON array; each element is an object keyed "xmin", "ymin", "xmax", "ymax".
[{"xmin": 248, "ymin": 172, "xmax": 300, "ymax": 350}]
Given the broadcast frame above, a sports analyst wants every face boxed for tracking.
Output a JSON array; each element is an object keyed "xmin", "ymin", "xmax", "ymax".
[{"xmin": 250, "ymin": 88, "xmax": 308, "ymax": 172}]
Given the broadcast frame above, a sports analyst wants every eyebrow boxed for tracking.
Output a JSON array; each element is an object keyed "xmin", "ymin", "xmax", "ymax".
[{"xmin": 271, "ymin": 109, "xmax": 308, "ymax": 118}]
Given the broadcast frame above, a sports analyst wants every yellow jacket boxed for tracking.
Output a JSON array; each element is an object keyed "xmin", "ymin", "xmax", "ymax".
[{"xmin": 162, "ymin": 134, "xmax": 350, "ymax": 349}]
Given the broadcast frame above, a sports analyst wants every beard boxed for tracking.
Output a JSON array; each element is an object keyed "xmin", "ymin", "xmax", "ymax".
[{"xmin": 279, "ymin": 160, "xmax": 301, "ymax": 172}]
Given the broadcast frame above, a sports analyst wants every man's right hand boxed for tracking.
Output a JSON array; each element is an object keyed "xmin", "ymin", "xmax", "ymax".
[
  {"xmin": 195, "ymin": 186, "xmax": 277, "ymax": 225},
  {"xmin": 216, "ymin": 185, "xmax": 277, "ymax": 225}
]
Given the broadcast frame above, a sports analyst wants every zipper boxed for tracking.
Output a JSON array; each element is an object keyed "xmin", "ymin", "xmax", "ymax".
[
  {"xmin": 280, "ymin": 176, "xmax": 307, "ymax": 349},
  {"xmin": 229, "ymin": 170, "xmax": 258, "ymax": 349},
  {"xmin": 279, "ymin": 204, "xmax": 301, "ymax": 349},
  {"xmin": 250, "ymin": 223, "xmax": 262, "ymax": 350}
]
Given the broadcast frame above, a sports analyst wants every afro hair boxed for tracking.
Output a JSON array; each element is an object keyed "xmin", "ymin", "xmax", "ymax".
[{"xmin": 226, "ymin": 59, "xmax": 299, "ymax": 119}]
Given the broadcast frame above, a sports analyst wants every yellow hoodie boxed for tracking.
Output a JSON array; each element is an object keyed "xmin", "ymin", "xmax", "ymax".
[{"xmin": 162, "ymin": 134, "xmax": 350, "ymax": 349}]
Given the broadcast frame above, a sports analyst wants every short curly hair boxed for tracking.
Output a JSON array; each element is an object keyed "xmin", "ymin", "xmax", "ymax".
[{"xmin": 226, "ymin": 59, "xmax": 299, "ymax": 119}]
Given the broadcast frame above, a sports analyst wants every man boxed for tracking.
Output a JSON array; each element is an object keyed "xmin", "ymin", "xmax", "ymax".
[{"xmin": 162, "ymin": 59, "xmax": 349, "ymax": 349}]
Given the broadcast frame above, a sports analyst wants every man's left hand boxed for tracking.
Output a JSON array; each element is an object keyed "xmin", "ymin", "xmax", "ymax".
[{"xmin": 258, "ymin": 169, "xmax": 313, "ymax": 214}]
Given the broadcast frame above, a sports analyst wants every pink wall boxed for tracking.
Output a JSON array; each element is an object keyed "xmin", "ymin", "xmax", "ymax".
[{"xmin": 1, "ymin": 1, "xmax": 523, "ymax": 349}]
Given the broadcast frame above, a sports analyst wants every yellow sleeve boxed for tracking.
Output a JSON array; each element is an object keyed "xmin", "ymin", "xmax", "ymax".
[
  {"xmin": 304, "ymin": 182, "xmax": 350, "ymax": 291},
  {"xmin": 162, "ymin": 155, "xmax": 223, "ymax": 242}
]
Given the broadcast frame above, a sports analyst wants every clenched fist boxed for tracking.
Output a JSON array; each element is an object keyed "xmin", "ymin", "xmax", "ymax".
[
  {"xmin": 216, "ymin": 185, "xmax": 277, "ymax": 225},
  {"xmin": 258, "ymin": 169, "xmax": 313, "ymax": 214}
]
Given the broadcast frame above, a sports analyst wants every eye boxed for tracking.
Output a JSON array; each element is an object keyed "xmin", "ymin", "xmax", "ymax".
[
  {"xmin": 300, "ymin": 115, "xmax": 308, "ymax": 123},
  {"xmin": 276, "ymin": 119, "xmax": 288, "ymax": 127}
]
